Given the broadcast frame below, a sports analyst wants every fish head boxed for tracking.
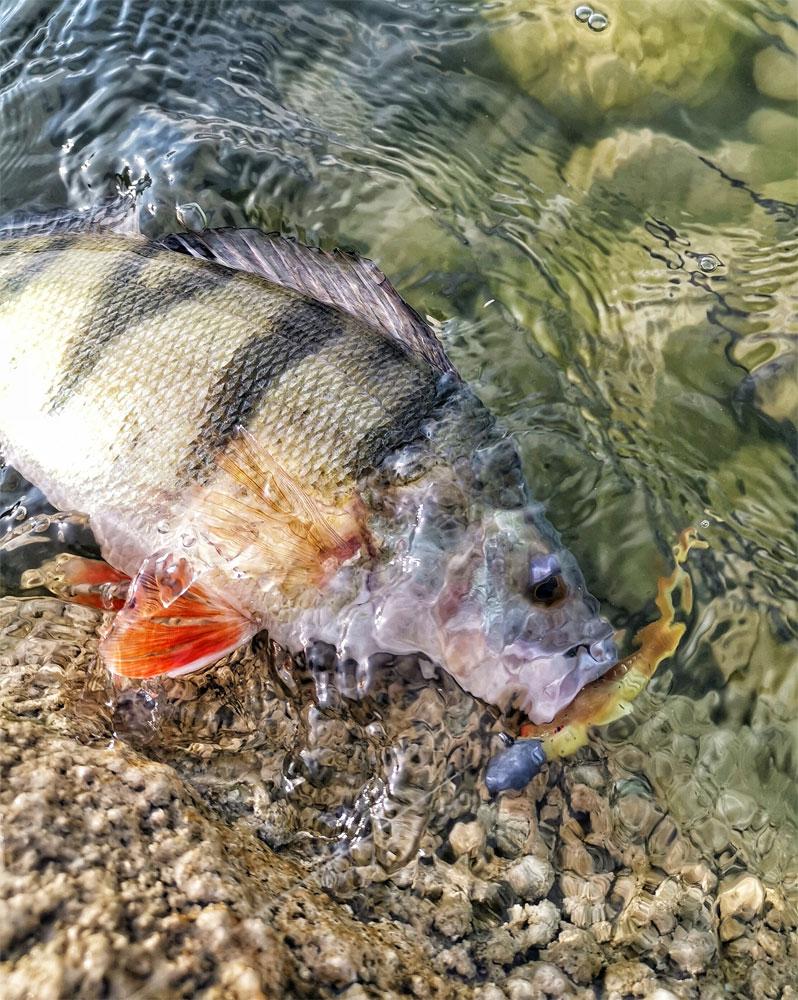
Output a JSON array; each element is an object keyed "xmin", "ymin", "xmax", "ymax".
[{"xmin": 430, "ymin": 504, "xmax": 617, "ymax": 724}]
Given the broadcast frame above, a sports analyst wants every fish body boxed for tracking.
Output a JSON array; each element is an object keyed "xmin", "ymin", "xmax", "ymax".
[{"xmin": 0, "ymin": 216, "xmax": 616, "ymax": 723}]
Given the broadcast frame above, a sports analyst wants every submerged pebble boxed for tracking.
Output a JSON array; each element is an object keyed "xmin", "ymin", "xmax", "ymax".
[
  {"xmin": 449, "ymin": 819, "xmax": 486, "ymax": 859},
  {"xmin": 718, "ymin": 873, "xmax": 765, "ymax": 922},
  {"xmin": 505, "ymin": 855, "xmax": 555, "ymax": 902},
  {"xmin": 487, "ymin": 0, "xmax": 744, "ymax": 124},
  {"xmin": 753, "ymin": 44, "xmax": 798, "ymax": 103},
  {"xmin": 0, "ymin": 596, "xmax": 795, "ymax": 997}
]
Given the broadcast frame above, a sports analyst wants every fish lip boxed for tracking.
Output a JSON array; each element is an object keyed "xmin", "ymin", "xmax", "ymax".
[
  {"xmin": 520, "ymin": 630, "xmax": 618, "ymax": 724},
  {"xmin": 577, "ymin": 634, "xmax": 618, "ymax": 673},
  {"xmin": 502, "ymin": 626, "xmax": 618, "ymax": 676}
]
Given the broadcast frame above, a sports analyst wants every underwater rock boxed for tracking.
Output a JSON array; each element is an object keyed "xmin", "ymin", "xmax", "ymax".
[
  {"xmin": 667, "ymin": 925, "xmax": 716, "ymax": 975},
  {"xmin": 505, "ymin": 855, "xmax": 555, "ymax": 903},
  {"xmin": 563, "ymin": 126, "xmax": 792, "ymax": 222},
  {"xmin": 503, "ymin": 962, "xmax": 583, "ymax": 999},
  {"xmin": 752, "ymin": 18, "xmax": 798, "ymax": 103},
  {"xmin": 484, "ymin": 900, "xmax": 561, "ymax": 959},
  {"xmin": 0, "ymin": 603, "xmax": 456, "ymax": 999},
  {"xmin": 474, "ymin": 986, "xmax": 507, "ymax": 1000},
  {"xmin": 754, "ymin": 46, "xmax": 798, "ymax": 102},
  {"xmin": 719, "ymin": 916, "xmax": 746, "ymax": 942},
  {"xmin": 747, "ymin": 106, "xmax": 798, "ymax": 153},
  {"xmin": 602, "ymin": 960, "xmax": 657, "ymax": 999},
  {"xmin": 1, "ymin": 595, "xmax": 797, "ymax": 996},
  {"xmin": 433, "ymin": 888, "xmax": 474, "ymax": 941},
  {"xmin": 485, "ymin": 0, "xmax": 746, "ymax": 127},
  {"xmin": 491, "ymin": 796, "xmax": 536, "ymax": 859},
  {"xmin": 512, "ymin": 123, "xmax": 798, "ymax": 538},
  {"xmin": 542, "ymin": 926, "xmax": 603, "ymax": 984},
  {"xmin": 0, "ymin": 718, "xmax": 459, "ymax": 999},
  {"xmin": 718, "ymin": 873, "xmax": 765, "ymax": 923},
  {"xmin": 450, "ymin": 820, "xmax": 487, "ymax": 860}
]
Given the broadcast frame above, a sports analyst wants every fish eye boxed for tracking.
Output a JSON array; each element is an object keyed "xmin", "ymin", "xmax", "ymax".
[
  {"xmin": 526, "ymin": 554, "xmax": 565, "ymax": 606},
  {"xmin": 528, "ymin": 572, "xmax": 566, "ymax": 606}
]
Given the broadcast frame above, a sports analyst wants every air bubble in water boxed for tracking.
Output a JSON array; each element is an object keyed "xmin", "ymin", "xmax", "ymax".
[
  {"xmin": 99, "ymin": 583, "xmax": 118, "ymax": 610},
  {"xmin": 574, "ymin": 4, "xmax": 593, "ymax": 21},
  {"xmin": 698, "ymin": 254, "xmax": 722, "ymax": 273},
  {"xmin": 154, "ymin": 554, "xmax": 193, "ymax": 606},
  {"xmin": 588, "ymin": 10, "xmax": 609, "ymax": 30},
  {"xmin": 176, "ymin": 202, "xmax": 208, "ymax": 231},
  {"xmin": 29, "ymin": 514, "xmax": 51, "ymax": 533}
]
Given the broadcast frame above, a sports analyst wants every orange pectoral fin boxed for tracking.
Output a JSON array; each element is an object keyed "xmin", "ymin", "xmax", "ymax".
[
  {"xmin": 100, "ymin": 555, "xmax": 257, "ymax": 679},
  {"xmin": 199, "ymin": 427, "xmax": 368, "ymax": 593},
  {"xmin": 22, "ymin": 554, "xmax": 131, "ymax": 611}
]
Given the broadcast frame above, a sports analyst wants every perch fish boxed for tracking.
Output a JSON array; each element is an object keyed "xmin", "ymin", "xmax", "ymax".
[{"xmin": 0, "ymin": 204, "xmax": 618, "ymax": 725}]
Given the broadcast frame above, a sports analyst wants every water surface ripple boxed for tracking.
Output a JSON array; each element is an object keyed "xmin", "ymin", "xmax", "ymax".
[{"xmin": 0, "ymin": 0, "xmax": 796, "ymax": 993}]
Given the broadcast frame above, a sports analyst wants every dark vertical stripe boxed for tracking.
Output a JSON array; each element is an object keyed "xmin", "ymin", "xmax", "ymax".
[
  {"xmin": 0, "ymin": 235, "xmax": 77, "ymax": 304},
  {"xmin": 180, "ymin": 298, "xmax": 344, "ymax": 484},
  {"xmin": 47, "ymin": 245, "xmax": 235, "ymax": 412},
  {"xmin": 349, "ymin": 374, "xmax": 438, "ymax": 480}
]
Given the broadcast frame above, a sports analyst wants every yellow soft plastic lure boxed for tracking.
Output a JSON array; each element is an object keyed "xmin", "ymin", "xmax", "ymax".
[
  {"xmin": 485, "ymin": 529, "xmax": 707, "ymax": 793},
  {"xmin": 520, "ymin": 528, "xmax": 708, "ymax": 756}
]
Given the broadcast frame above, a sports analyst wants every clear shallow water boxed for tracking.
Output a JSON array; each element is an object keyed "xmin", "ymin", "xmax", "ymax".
[{"xmin": 0, "ymin": 0, "xmax": 796, "ymax": 976}]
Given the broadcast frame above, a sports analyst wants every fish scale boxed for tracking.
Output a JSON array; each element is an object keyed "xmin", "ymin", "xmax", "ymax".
[{"xmin": 0, "ymin": 233, "xmax": 435, "ymax": 528}]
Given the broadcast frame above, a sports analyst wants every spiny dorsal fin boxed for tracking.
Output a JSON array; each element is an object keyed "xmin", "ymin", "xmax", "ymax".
[{"xmin": 160, "ymin": 228, "xmax": 457, "ymax": 377}]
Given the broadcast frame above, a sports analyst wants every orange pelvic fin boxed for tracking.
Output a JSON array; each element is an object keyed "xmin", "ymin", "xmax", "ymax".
[
  {"xmin": 200, "ymin": 427, "xmax": 367, "ymax": 591},
  {"xmin": 21, "ymin": 554, "xmax": 131, "ymax": 611},
  {"xmin": 100, "ymin": 551, "xmax": 257, "ymax": 679},
  {"xmin": 520, "ymin": 527, "xmax": 709, "ymax": 759}
]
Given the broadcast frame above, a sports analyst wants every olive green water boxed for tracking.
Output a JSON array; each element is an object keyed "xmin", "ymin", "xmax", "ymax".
[{"xmin": 0, "ymin": 0, "xmax": 796, "ymax": 995}]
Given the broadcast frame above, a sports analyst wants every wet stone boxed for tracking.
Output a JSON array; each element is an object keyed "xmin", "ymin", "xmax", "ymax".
[
  {"xmin": 754, "ymin": 45, "xmax": 798, "ymax": 102},
  {"xmin": 1, "ymin": 596, "xmax": 797, "ymax": 995},
  {"xmin": 543, "ymin": 926, "xmax": 604, "ymax": 984},
  {"xmin": 718, "ymin": 873, "xmax": 765, "ymax": 922},
  {"xmin": 432, "ymin": 889, "xmax": 473, "ymax": 940},
  {"xmin": 719, "ymin": 916, "xmax": 746, "ymax": 942},
  {"xmin": 603, "ymin": 960, "xmax": 657, "ymax": 999},
  {"xmin": 474, "ymin": 986, "xmax": 507, "ymax": 1000},
  {"xmin": 487, "ymin": 0, "xmax": 744, "ymax": 125},
  {"xmin": 667, "ymin": 926, "xmax": 716, "ymax": 975},
  {"xmin": 449, "ymin": 819, "xmax": 487, "ymax": 860},
  {"xmin": 505, "ymin": 855, "xmax": 555, "ymax": 902},
  {"xmin": 505, "ymin": 963, "xmax": 579, "ymax": 999}
]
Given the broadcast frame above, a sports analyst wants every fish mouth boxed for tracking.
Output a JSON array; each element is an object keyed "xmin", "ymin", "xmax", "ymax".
[{"xmin": 512, "ymin": 628, "xmax": 618, "ymax": 724}]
